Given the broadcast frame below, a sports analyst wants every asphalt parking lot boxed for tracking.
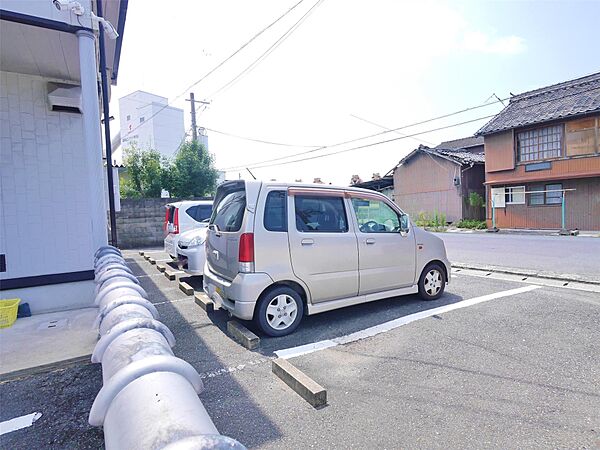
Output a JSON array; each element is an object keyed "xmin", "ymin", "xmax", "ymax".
[{"xmin": 1, "ymin": 250, "xmax": 599, "ymax": 449}]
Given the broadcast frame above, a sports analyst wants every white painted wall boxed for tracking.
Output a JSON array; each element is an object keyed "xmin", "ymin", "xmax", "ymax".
[
  {"xmin": 0, "ymin": 71, "xmax": 102, "ymax": 281},
  {"xmin": 0, "ymin": 281, "xmax": 95, "ymax": 314}
]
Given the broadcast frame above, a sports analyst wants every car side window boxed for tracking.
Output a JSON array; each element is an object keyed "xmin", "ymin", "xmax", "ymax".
[
  {"xmin": 213, "ymin": 191, "xmax": 246, "ymax": 232},
  {"xmin": 295, "ymin": 195, "xmax": 348, "ymax": 233},
  {"xmin": 187, "ymin": 205, "xmax": 212, "ymax": 222},
  {"xmin": 264, "ymin": 191, "xmax": 287, "ymax": 232},
  {"xmin": 351, "ymin": 197, "xmax": 401, "ymax": 233}
]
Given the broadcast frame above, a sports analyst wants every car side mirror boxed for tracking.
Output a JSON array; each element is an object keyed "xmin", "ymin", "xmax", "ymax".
[{"xmin": 400, "ymin": 213, "xmax": 410, "ymax": 233}]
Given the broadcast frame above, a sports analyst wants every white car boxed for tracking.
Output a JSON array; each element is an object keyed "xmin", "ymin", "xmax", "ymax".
[
  {"xmin": 164, "ymin": 200, "xmax": 213, "ymax": 258},
  {"xmin": 176, "ymin": 227, "xmax": 208, "ymax": 276}
]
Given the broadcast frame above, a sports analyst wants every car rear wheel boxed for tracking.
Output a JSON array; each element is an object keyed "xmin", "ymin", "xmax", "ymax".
[
  {"xmin": 255, "ymin": 286, "xmax": 304, "ymax": 337},
  {"xmin": 418, "ymin": 263, "xmax": 446, "ymax": 300}
]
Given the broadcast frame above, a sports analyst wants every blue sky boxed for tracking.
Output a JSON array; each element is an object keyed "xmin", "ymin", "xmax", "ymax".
[{"xmin": 111, "ymin": 0, "xmax": 600, "ymax": 184}]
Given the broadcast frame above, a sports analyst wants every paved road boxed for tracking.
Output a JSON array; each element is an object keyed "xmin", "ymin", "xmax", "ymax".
[
  {"xmin": 436, "ymin": 232, "xmax": 600, "ymax": 281},
  {"xmin": 1, "ymin": 252, "xmax": 598, "ymax": 449}
]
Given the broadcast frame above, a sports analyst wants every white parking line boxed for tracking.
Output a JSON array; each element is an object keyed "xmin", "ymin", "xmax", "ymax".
[
  {"xmin": 153, "ymin": 297, "xmax": 193, "ymax": 306},
  {"xmin": 0, "ymin": 412, "xmax": 42, "ymax": 435},
  {"xmin": 274, "ymin": 285, "xmax": 542, "ymax": 359}
]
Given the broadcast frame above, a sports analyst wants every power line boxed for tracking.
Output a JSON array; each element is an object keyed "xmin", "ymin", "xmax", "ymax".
[
  {"xmin": 349, "ymin": 114, "xmax": 435, "ymax": 146},
  {"xmin": 204, "ymin": 127, "xmax": 323, "ymax": 148},
  {"xmin": 121, "ymin": 0, "xmax": 307, "ymax": 140},
  {"xmin": 208, "ymin": 0, "xmax": 325, "ymax": 99},
  {"xmin": 235, "ymin": 114, "xmax": 498, "ymax": 170},
  {"xmin": 221, "ymin": 96, "xmax": 506, "ymax": 170},
  {"xmin": 220, "ymin": 83, "xmax": 600, "ymax": 171}
]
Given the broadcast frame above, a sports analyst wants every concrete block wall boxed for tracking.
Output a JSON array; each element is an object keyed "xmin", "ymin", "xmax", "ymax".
[{"xmin": 115, "ymin": 198, "xmax": 206, "ymax": 249}]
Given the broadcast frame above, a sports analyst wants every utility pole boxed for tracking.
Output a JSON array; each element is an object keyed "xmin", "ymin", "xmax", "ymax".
[
  {"xmin": 185, "ymin": 93, "xmax": 210, "ymax": 144},
  {"xmin": 189, "ymin": 92, "xmax": 198, "ymax": 142}
]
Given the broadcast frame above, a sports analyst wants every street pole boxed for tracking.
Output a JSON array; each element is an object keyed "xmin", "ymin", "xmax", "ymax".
[
  {"xmin": 189, "ymin": 92, "xmax": 198, "ymax": 142},
  {"xmin": 97, "ymin": 0, "xmax": 118, "ymax": 247},
  {"xmin": 559, "ymin": 190, "xmax": 568, "ymax": 235}
]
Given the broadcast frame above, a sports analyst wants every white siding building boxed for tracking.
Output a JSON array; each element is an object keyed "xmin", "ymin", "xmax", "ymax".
[
  {"xmin": 0, "ymin": 0, "xmax": 128, "ymax": 313},
  {"xmin": 119, "ymin": 90, "xmax": 184, "ymax": 158}
]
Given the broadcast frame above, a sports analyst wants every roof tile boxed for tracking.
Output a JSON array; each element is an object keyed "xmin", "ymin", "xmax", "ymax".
[{"xmin": 477, "ymin": 72, "xmax": 600, "ymax": 135}]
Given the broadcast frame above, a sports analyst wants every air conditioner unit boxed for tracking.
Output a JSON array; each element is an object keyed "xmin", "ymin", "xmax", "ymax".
[{"xmin": 47, "ymin": 83, "xmax": 82, "ymax": 113}]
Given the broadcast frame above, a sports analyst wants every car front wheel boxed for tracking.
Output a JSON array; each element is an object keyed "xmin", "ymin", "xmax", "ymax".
[
  {"xmin": 255, "ymin": 286, "xmax": 304, "ymax": 337},
  {"xmin": 418, "ymin": 263, "xmax": 446, "ymax": 300}
]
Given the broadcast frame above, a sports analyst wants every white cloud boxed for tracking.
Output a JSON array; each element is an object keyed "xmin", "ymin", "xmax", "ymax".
[{"xmin": 462, "ymin": 31, "xmax": 526, "ymax": 55}]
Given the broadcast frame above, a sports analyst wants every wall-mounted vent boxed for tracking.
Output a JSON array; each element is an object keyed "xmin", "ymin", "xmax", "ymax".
[{"xmin": 48, "ymin": 83, "xmax": 82, "ymax": 114}]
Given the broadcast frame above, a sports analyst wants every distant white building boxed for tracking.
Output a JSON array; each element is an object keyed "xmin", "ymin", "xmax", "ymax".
[
  {"xmin": 198, "ymin": 127, "xmax": 209, "ymax": 151},
  {"xmin": 119, "ymin": 90, "xmax": 184, "ymax": 158}
]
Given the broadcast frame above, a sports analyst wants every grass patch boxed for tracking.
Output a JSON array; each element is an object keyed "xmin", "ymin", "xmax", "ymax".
[{"xmin": 415, "ymin": 211, "xmax": 447, "ymax": 232}]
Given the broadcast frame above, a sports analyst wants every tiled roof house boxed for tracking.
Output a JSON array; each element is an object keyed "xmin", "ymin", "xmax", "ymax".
[
  {"xmin": 477, "ymin": 72, "xmax": 600, "ymax": 230},
  {"xmin": 392, "ymin": 142, "xmax": 486, "ymax": 222}
]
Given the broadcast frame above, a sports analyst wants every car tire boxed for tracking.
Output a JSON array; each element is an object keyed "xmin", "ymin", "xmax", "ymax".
[
  {"xmin": 255, "ymin": 286, "xmax": 304, "ymax": 337},
  {"xmin": 418, "ymin": 263, "xmax": 446, "ymax": 301}
]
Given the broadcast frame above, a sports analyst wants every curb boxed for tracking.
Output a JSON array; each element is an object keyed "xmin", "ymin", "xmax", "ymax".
[
  {"xmin": 451, "ymin": 262, "xmax": 600, "ymax": 286},
  {"xmin": 194, "ymin": 293, "xmax": 214, "ymax": 313},
  {"xmin": 272, "ymin": 358, "xmax": 327, "ymax": 408},
  {"xmin": 0, "ymin": 354, "xmax": 93, "ymax": 383},
  {"xmin": 179, "ymin": 281, "xmax": 194, "ymax": 295},
  {"xmin": 164, "ymin": 269, "xmax": 180, "ymax": 281},
  {"xmin": 227, "ymin": 320, "xmax": 260, "ymax": 350}
]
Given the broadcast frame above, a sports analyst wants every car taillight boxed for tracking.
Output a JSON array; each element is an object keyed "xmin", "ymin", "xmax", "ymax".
[
  {"xmin": 173, "ymin": 208, "xmax": 179, "ymax": 234},
  {"xmin": 163, "ymin": 208, "xmax": 169, "ymax": 232},
  {"xmin": 238, "ymin": 233, "xmax": 254, "ymax": 273}
]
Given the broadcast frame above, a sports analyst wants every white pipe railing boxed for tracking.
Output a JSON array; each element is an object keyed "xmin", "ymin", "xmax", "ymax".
[{"xmin": 89, "ymin": 245, "xmax": 246, "ymax": 449}]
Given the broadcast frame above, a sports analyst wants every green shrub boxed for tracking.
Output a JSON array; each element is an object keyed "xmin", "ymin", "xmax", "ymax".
[
  {"xmin": 468, "ymin": 191, "xmax": 485, "ymax": 208},
  {"xmin": 456, "ymin": 219, "xmax": 487, "ymax": 229}
]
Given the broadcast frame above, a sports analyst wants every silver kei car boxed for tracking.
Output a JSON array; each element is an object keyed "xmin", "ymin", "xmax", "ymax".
[{"xmin": 204, "ymin": 180, "xmax": 451, "ymax": 336}]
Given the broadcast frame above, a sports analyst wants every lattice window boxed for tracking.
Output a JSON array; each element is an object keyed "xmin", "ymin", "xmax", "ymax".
[{"xmin": 517, "ymin": 125, "xmax": 563, "ymax": 162}]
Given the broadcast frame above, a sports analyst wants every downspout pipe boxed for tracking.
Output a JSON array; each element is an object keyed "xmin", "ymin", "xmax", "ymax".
[{"xmin": 97, "ymin": 0, "xmax": 118, "ymax": 247}]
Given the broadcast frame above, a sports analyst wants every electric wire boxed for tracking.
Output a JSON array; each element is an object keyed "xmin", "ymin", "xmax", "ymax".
[
  {"xmin": 220, "ymin": 84, "xmax": 600, "ymax": 171},
  {"xmin": 121, "ymin": 0, "xmax": 307, "ymax": 140},
  {"xmin": 221, "ymin": 97, "xmax": 506, "ymax": 170},
  {"xmin": 204, "ymin": 127, "xmax": 323, "ymax": 148},
  {"xmin": 236, "ymin": 114, "xmax": 498, "ymax": 170},
  {"xmin": 208, "ymin": 0, "xmax": 325, "ymax": 99}
]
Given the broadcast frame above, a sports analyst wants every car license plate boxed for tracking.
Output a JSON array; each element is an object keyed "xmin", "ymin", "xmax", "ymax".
[{"xmin": 215, "ymin": 286, "xmax": 225, "ymax": 299}]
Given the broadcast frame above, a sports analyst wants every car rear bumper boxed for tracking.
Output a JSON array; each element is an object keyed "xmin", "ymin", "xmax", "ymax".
[
  {"xmin": 203, "ymin": 266, "xmax": 273, "ymax": 320},
  {"xmin": 177, "ymin": 245, "xmax": 205, "ymax": 275},
  {"xmin": 164, "ymin": 235, "xmax": 178, "ymax": 258}
]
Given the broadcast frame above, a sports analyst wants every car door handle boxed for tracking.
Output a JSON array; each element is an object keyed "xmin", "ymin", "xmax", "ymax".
[
  {"xmin": 366, "ymin": 238, "xmax": 376, "ymax": 245},
  {"xmin": 301, "ymin": 239, "xmax": 314, "ymax": 246}
]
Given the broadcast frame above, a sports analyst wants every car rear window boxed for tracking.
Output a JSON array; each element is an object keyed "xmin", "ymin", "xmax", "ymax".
[
  {"xmin": 264, "ymin": 191, "xmax": 287, "ymax": 232},
  {"xmin": 212, "ymin": 191, "xmax": 246, "ymax": 232},
  {"xmin": 295, "ymin": 195, "xmax": 348, "ymax": 233},
  {"xmin": 187, "ymin": 204, "xmax": 213, "ymax": 222}
]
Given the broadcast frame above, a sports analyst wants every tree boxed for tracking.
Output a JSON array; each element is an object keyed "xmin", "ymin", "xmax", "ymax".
[
  {"xmin": 168, "ymin": 141, "xmax": 218, "ymax": 198},
  {"xmin": 120, "ymin": 145, "xmax": 170, "ymax": 198}
]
